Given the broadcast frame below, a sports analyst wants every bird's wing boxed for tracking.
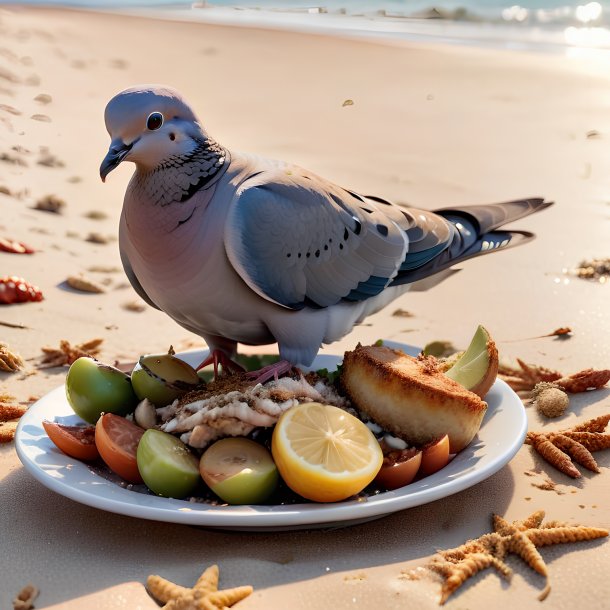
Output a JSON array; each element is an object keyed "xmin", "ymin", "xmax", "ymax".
[{"xmin": 224, "ymin": 167, "xmax": 412, "ymax": 309}]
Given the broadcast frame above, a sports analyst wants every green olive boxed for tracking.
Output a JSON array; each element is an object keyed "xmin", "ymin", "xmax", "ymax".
[
  {"xmin": 200, "ymin": 438, "xmax": 278, "ymax": 505},
  {"xmin": 65, "ymin": 357, "xmax": 138, "ymax": 424},
  {"xmin": 137, "ymin": 429, "xmax": 201, "ymax": 498},
  {"xmin": 130, "ymin": 351, "xmax": 201, "ymax": 407}
]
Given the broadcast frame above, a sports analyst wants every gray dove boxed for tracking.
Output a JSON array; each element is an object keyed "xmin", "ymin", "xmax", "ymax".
[{"xmin": 101, "ymin": 85, "xmax": 551, "ymax": 378}]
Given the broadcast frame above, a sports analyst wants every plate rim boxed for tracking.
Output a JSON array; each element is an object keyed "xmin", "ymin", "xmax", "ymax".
[{"xmin": 15, "ymin": 344, "xmax": 527, "ymax": 529}]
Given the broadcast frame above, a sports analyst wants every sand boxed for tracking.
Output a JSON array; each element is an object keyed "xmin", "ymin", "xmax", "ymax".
[{"xmin": 0, "ymin": 5, "xmax": 609, "ymax": 610}]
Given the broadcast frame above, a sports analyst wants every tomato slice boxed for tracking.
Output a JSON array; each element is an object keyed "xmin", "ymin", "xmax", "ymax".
[
  {"xmin": 95, "ymin": 413, "xmax": 145, "ymax": 483},
  {"xmin": 420, "ymin": 434, "xmax": 450, "ymax": 476},
  {"xmin": 375, "ymin": 448, "xmax": 422, "ymax": 490},
  {"xmin": 43, "ymin": 420, "xmax": 99, "ymax": 461}
]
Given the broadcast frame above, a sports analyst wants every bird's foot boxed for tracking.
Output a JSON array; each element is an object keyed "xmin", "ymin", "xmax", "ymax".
[
  {"xmin": 245, "ymin": 360, "xmax": 295, "ymax": 385},
  {"xmin": 196, "ymin": 349, "xmax": 246, "ymax": 379}
]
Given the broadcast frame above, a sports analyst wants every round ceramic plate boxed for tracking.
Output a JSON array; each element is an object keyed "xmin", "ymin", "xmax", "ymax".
[{"xmin": 15, "ymin": 343, "xmax": 527, "ymax": 531}]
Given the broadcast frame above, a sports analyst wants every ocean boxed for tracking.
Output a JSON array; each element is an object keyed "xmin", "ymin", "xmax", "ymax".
[{"xmin": 4, "ymin": 0, "xmax": 610, "ymax": 52}]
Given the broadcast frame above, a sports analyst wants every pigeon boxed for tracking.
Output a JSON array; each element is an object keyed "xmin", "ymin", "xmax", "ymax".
[{"xmin": 101, "ymin": 85, "xmax": 551, "ymax": 377}]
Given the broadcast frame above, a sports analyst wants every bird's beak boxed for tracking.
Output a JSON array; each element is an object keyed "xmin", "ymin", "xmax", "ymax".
[{"xmin": 100, "ymin": 139, "xmax": 134, "ymax": 182}]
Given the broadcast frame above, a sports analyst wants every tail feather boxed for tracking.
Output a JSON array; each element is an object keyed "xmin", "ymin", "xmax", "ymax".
[
  {"xmin": 390, "ymin": 197, "xmax": 552, "ymax": 289},
  {"xmin": 435, "ymin": 197, "xmax": 553, "ymax": 234}
]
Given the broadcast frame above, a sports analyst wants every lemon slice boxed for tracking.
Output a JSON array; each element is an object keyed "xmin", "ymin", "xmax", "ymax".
[{"xmin": 271, "ymin": 402, "xmax": 383, "ymax": 502}]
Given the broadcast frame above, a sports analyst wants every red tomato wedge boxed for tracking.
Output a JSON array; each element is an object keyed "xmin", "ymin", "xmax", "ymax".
[
  {"xmin": 42, "ymin": 420, "xmax": 99, "ymax": 461},
  {"xmin": 375, "ymin": 448, "xmax": 422, "ymax": 490},
  {"xmin": 420, "ymin": 434, "xmax": 450, "ymax": 476},
  {"xmin": 95, "ymin": 413, "xmax": 144, "ymax": 483}
]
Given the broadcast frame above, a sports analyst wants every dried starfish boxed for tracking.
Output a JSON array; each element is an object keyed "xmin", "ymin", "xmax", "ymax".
[
  {"xmin": 526, "ymin": 414, "xmax": 610, "ymax": 479},
  {"xmin": 38, "ymin": 338, "xmax": 103, "ymax": 368},
  {"xmin": 427, "ymin": 511, "xmax": 608, "ymax": 604},
  {"xmin": 431, "ymin": 553, "xmax": 512, "ymax": 605},
  {"xmin": 498, "ymin": 359, "xmax": 562, "ymax": 392},
  {"xmin": 146, "ymin": 564, "xmax": 253, "ymax": 610}
]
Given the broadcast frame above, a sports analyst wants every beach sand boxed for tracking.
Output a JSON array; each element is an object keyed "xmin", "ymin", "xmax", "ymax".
[{"xmin": 0, "ymin": 6, "xmax": 609, "ymax": 610}]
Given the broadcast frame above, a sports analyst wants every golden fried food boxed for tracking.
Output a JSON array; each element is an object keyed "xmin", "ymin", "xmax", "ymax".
[{"xmin": 341, "ymin": 344, "xmax": 487, "ymax": 453}]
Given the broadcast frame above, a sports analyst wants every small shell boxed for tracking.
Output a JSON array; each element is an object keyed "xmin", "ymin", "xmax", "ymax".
[{"xmin": 66, "ymin": 275, "xmax": 105, "ymax": 294}]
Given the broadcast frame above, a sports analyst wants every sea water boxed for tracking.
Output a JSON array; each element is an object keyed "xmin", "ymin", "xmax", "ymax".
[{"xmin": 4, "ymin": 0, "xmax": 610, "ymax": 52}]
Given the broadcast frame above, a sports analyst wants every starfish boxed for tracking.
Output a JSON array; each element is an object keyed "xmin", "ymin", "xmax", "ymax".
[
  {"xmin": 146, "ymin": 564, "xmax": 253, "ymax": 610},
  {"xmin": 429, "ymin": 510, "xmax": 608, "ymax": 605}
]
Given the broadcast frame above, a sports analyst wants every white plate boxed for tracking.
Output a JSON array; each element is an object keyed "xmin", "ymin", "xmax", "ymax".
[{"xmin": 15, "ymin": 343, "xmax": 527, "ymax": 531}]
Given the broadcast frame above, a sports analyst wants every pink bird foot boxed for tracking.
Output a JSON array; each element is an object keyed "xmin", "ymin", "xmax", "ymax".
[
  {"xmin": 196, "ymin": 349, "xmax": 245, "ymax": 379},
  {"xmin": 246, "ymin": 360, "xmax": 295, "ymax": 385}
]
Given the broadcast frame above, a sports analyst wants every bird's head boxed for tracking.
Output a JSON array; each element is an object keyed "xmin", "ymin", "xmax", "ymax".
[{"xmin": 100, "ymin": 85, "xmax": 205, "ymax": 181}]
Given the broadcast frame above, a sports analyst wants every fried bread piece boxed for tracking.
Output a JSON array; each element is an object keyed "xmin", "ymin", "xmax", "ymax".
[{"xmin": 341, "ymin": 344, "xmax": 487, "ymax": 453}]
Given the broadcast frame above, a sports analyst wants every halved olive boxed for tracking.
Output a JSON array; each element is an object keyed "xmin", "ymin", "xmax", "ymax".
[
  {"xmin": 130, "ymin": 348, "xmax": 201, "ymax": 406},
  {"xmin": 66, "ymin": 357, "xmax": 138, "ymax": 424}
]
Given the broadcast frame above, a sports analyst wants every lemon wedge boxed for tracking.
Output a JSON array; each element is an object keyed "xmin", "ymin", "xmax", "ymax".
[{"xmin": 271, "ymin": 402, "xmax": 383, "ymax": 502}]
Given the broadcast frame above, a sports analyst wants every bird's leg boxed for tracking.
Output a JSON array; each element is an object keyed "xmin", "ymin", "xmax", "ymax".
[
  {"xmin": 245, "ymin": 360, "xmax": 295, "ymax": 385},
  {"xmin": 196, "ymin": 350, "xmax": 245, "ymax": 378}
]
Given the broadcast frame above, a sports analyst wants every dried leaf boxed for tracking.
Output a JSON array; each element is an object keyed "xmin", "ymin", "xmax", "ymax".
[
  {"xmin": 0, "ymin": 342, "xmax": 24, "ymax": 372},
  {"xmin": 85, "ymin": 232, "xmax": 111, "ymax": 244},
  {"xmin": 0, "ymin": 320, "xmax": 28, "ymax": 329},
  {"xmin": 39, "ymin": 338, "xmax": 103, "ymax": 368},
  {"xmin": 556, "ymin": 368, "xmax": 610, "ymax": 393},
  {"xmin": 122, "ymin": 300, "xmax": 146, "ymax": 313},
  {"xmin": 34, "ymin": 194, "xmax": 65, "ymax": 213},
  {"xmin": 391, "ymin": 308, "xmax": 414, "ymax": 318},
  {"xmin": 422, "ymin": 340, "xmax": 456, "ymax": 358}
]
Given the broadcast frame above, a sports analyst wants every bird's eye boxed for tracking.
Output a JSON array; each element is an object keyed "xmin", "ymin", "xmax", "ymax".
[{"xmin": 146, "ymin": 112, "xmax": 164, "ymax": 131}]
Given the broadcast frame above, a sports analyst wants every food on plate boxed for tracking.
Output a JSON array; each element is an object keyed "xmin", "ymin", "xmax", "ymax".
[
  {"xmin": 341, "ymin": 344, "xmax": 488, "ymax": 453},
  {"xmin": 420, "ymin": 434, "xmax": 451, "ymax": 476},
  {"xmin": 44, "ymin": 326, "xmax": 500, "ymax": 504},
  {"xmin": 199, "ymin": 437, "xmax": 278, "ymax": 504},
  {"xmin": 146, "ymin": 564, "xmax": 253, "ymax": 609},
  {"xmin": 160, "ymin": 372, "xmax": 347, "ymax": 449},
  {"xmin": 130, "ymin": 349, "xmax": 201, "ymax": 407},
  {"xmin": 137, "ymin": 429, "xmax": 200, "ymax": 498},
  {"xmin": 444, "ymin": 325, "xmax": 499, "ymax": 398},
  {"xmin": 271, "ymin": 402, "xmax": 383, "ymax": 502},
  {"xmin": 66, "ymin": 357, "xmax": 137, "ymax": 423},
  {"xmin": 42, "ymin": 420, "xmax": 99, "ymax": 461},
  {"xmin": 374, "ymin": 447, "xmax": 422, "ymax": 490},
  {"xmin": 95, "ymin": 413, "xmax": 144, "ymax": 483}
]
